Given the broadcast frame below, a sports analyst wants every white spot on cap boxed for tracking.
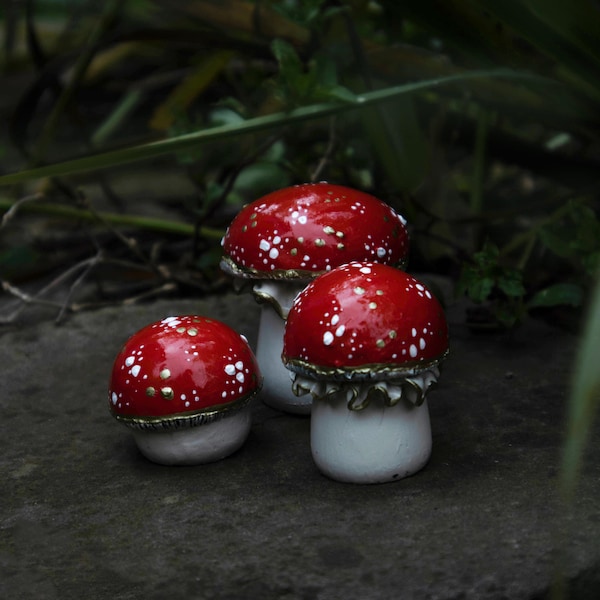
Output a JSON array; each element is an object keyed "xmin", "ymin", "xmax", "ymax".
[
  {"xmin": 298, "ymin": 215, "xmax": 307, "ymax": 225},
  {"xmin": 259, "ymin": 239, "xmax": 270, "ymax": 252},
  {"xmin": 125, "ymin": 356, "xmax": 135, "ymax": 367},
  {"xmin": 111, "ymin": 392, "xmax": 118, "ymax": 405},
  {"xmin": 224, "ymin": 364, "xmax": 236, "ymax": 376},
  {"xmin": 420, "ymin": 338, "xmax": 426, "ymax": 350},
  {"xmin": 331, "ymin": 314, "xmax": 340, "ymax": 326},
  {"xmin": 376, "ymin": 247, "xmax": 386, "ymax": 258},
  {"xmin": 236, "ymin": 372, "xmax": 245, "ymax": 383},
  {"xmin": 409, "ymin": 344, "xmax": 418, "ymax": 358},
  {"xmin": 269, "ymin": 248, "xmax": 279, "ymax": 260},
  {"xmin": 335, "ymin": 325, "xmax": 346, "ymax": 337},
  {"xmin": 235, "ymin": 361, "xmax": 244, "ymax": 370},
  {"xmin": 323, "ymin": 331, "xmax": 334, "ymax": 346},
  {"xmin": 412, "ymin": 328, "xmax": 417, "ymax": 337},
  {"xmin": 131, "ymin": 365, "xmax": 141, "ymax": 377},
  {"xmin": 162, "ymin": 316, "xmax": 181, "ymax": 327}
]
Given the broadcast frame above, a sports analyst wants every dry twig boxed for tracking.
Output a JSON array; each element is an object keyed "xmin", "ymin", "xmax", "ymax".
[{"xmin": 1, "ymin": 193, "xmax": 44, "ymax": 228}]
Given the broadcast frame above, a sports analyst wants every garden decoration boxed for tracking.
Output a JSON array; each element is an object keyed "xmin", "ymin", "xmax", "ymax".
[
  {"xmin": 220, "ymin": 182, "xmax": 409, "ymax": 414},
  {"xmin": 108, "ymin": 315, "xmax": 262, "ymax": 465},
  {"xmin": 282, "ymin": 262, "xmax": 449, "ymax": 484}
]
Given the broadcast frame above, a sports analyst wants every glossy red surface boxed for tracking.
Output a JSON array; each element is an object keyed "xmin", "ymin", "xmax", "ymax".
[
  {"xmin": 109, "ymin": 316, "xmax": 261, "ymax": 420},
  {"xmin": 282, "ymin": 262, "xmax": 448, "ymax": 373},
  {"xmin": 221, "ymin": 182, "xmax": 408, "ymax": 278}
]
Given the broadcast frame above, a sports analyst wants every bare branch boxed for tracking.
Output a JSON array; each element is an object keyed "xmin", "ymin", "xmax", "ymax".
[
  {"xmin": 55, "ymin": 251, "xmax": 104, "ymax": 324},
  {"xmin": 1, "ymin": 193, "xmax": 44, "ymax": 229}
]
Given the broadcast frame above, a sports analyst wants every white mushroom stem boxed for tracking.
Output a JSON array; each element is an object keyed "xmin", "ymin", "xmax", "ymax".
[
  {"xmin": 289, "ymin": 366, "xmax": 440, "ymax": 483},
  {"xmin": 131, "ymin": 409, "xmax": 251, "ymax": 466},
  {"xmin": 310, "ymin": 392, "xmax": 432, "ymax": 484},
  {"xmin": 253, "ymin": 279, "xmax": 312, "ymax": 415}
]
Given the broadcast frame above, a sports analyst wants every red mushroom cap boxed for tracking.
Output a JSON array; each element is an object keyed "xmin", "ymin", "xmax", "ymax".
[
  {"xmin": 220, "ymin": 182, "xmax": 409, "ymax": 280},
  {"xmin": 109, "ymin": 316, "xmax": 262, "ymax": 430},
  {"xmin": 282, "ymin": 262, "xmax": 449, "ymax": 380}
]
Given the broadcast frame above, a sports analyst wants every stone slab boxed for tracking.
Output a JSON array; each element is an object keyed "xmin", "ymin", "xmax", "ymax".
[{"xmin": 0, "ymin": 293, "xmax": 598, "ymax": 600}]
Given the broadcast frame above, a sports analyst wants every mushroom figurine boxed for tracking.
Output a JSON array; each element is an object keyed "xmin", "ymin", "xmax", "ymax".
[
  {"xmin": 108, "ymin": 315, "xmax": 262, "ymax": 465},
  {"xmin": 282, "ymin": 262, "xmax": 449, "ymax": 484},
  {"xmin": 220, "ymin": 182, "xmax": 409, "ymax": 414}
]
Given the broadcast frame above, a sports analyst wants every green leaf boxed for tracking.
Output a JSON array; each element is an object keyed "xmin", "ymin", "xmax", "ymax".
[
  {"xmin": 528, "ymin": 283, "xmax": 584, "ymax": 308},
  {"xmin": 497, "ymin": 271, "xmax": 525, "ymax": 298},
  {"xmin": 323, "ymin": 85, "xmax": 358, "ymax": 103},
  {"xmin": 538, "ymin": 227, "xmax": 574, "ymax": 258},
  {"xmin": 476, "ymin": 239, "xmax": 501, "ymax": 266},
  {"xmin": 271, "ymin": 39, "xmax": 304, "ymax": 78},
  {"xmin": 233, "ymin": 161, "xmax": 291, "ymax": 198},
  {"xmin": 468, "ymin": 276, "xmax": 495, "ymax": 303}
]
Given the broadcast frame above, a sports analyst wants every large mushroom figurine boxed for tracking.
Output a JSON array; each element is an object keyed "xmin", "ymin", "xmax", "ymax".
[
  {"xmin": 108, "ymin": 315, "xmax": 262, "ymax": 465},
  {"xmin": 220, "ymin": 182, "xmax": 409, "ymax": 414},
  {"xmin": 282, "ymin": 262, "xmax": 449, "ymax": 484}
]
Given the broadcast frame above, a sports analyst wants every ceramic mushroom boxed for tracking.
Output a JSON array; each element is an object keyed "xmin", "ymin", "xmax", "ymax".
[
  {"xmin": 220, "ymin": 182, "xmax": 409, "ymax": 414},
  {"xmin": 282, "ymin": 262, "xmax": 449, "ymax": 484},
  {"xmin": 108, "ymin": 315, "xmax": 262, "ymax": 465}
]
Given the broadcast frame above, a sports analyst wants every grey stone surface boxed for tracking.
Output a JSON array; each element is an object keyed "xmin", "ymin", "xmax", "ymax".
[{"xmin": 0, "ymin": 292, "xmax": 598, "ymax": 600}]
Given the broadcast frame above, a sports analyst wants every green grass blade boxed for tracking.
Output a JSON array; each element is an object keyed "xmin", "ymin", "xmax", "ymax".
[
  {"xmin": 559, "ymin": 271, "xmax": 600, "ymax": 499},
  {"xmin": 479, "ymin": 0, "xmax": 600, "ymax": 101},
  {"xmin": 0, "ymin": 68, "xmax": 554, "ymax": 187},
  {"xmin": 0, "ymin": 198, "xmax": 223, "ymax": 239}
]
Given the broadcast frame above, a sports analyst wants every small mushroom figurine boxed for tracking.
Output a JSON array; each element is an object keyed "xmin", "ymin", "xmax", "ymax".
[
  {"xmin": 220, "ymin": 182, "xmax": 409, "ymax": 414},
  {"xmin": 108, "ymin": 315, "xmax": 262, "ymax": 465},
  {"xmin": 282, "ymin": 262, "xmax": 449, "ymax": 484}
]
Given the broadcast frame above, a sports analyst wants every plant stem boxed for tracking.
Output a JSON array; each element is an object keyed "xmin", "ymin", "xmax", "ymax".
[
  {"xmin": 0, "ymin": 197, "xmax": 224, "ymax": 239},
  {"xmin": 0, "ymin": 69, "xmax": 555, "ymax": 187},
  {"xmin": 499, "ymin": 199, "xmax": 580, "ymax": 257},
  {"xmin": 471, "ymin": 106, "xmax": 490, "ymax": 215}
]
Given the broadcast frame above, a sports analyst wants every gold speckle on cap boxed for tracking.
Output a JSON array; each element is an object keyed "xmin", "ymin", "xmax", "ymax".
[
  {"xmin": 146, "ymin": 387, "xmax": 156, "ymax": 397},
  {"xmin": 160, "ymin": 369, "xmax": 171, "ymax": 380},
  {"xmin": 160, "ymin": 387, "xmax": 174, "ymax": 400}
]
